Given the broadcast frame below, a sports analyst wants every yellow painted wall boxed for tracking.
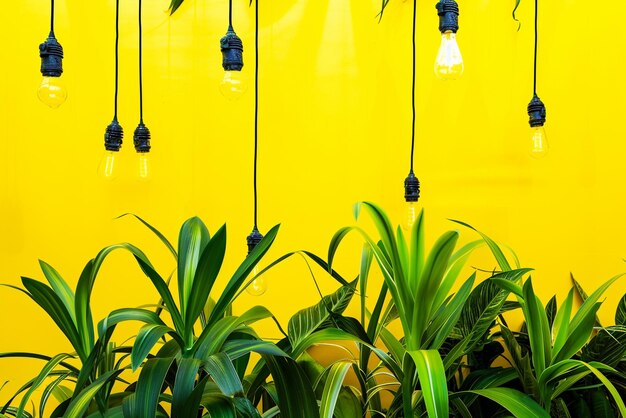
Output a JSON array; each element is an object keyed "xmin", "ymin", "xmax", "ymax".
[{"xmin": 1, "ymin": 0, "xmax": 625, "ymax": 399}]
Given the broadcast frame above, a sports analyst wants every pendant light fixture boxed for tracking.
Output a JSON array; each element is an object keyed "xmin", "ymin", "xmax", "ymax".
[
  {"xmin": 527, "ymin": 0, "xmax": 548, "ymax": 158},
  {"xmin": 38, "ymin": 0, "xmax": 68, "ymax": 108},
  {"xmin": 403, "ymin": 0, "xmax": 420, "ymax": 231},
  {"xmin": 246, "ymin": 0, "xmax": 267, "ymax": 297},
  {"xmin": 434, "ymin": 0, "xmax": 463, "ymax": 80},
  {"xmin": 134, "ymin": 0, "xmax": 152, "ymax": 181},
  {"xmin": 99, "ymin": 0, "xmax": 124, "ymax": 180},
  {"xmin": 220, "ymin": 0, "xmax": 247, "ymax": 100}
]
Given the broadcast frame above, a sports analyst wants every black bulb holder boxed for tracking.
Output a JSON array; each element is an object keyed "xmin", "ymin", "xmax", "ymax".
[
  {"xmin": 104, "ymin": 119, "xmax": 124, "ymax": 152},
  {"xmin": 436, "ymin": 0, "xmax": 460, "ymax": 33},
  {"xmin": 527, "ymin": 94, "xmax": 546, "ymax": 127},
  {"xmin": 220, "ymin": 25, "xmax": 244, "ymax": 71},
  {"xmin": 246, "ymin": 226, "xmax": 263, "ymax": 256},
  {"xmin": 39, "ymin": 32, "xmax": 64, "ymax": 77},
  {"xmin": 133, "ymin": 123, "xmax": 151, "ymax": 153},
  {"xmin": 404, "ymin": 171, "xmax": 420, "ymax": 202}
]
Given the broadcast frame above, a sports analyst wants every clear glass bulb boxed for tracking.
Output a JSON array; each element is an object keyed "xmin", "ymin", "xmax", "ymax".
[
  {"xmin": 137, "ymin": 153, "xmax": 151, "ymax": 182},
  {"xmin": 98, "ymin": 151, "xmax": 119, "ymax": 181},
  {"xmin": 403, "ymin": 201, "xmax": 418, "ymax": 232},
  {"xmin": 530, "ymin": 126, "xmax": 549, "ymax": 158},
  {"xmin": 434, "ymin": 32, "xmax": 464, "ymax": 81},
  {"xmin": 219, "ymin": 70, "xmax": 247, "ymax": 100},
  {"xmin": 38, "ymin": 76, "xmax": 68, "ymax": 108},
  {"xmin": 246, "ymin": 265, "xmax": 267, "ymax": 296}
]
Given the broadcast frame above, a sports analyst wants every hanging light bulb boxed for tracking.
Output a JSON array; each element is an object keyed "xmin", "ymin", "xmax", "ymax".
[
  {"xmin": 99, "ymin": 0, "xmax": 123, "ymax": 181},
  {"xmin": 38, "ymin": 5, "xmax": 67, "ymax": 109},
  {"xmin": 134, "ymin": 123, "xmax": 152, "ymax": 181},
  {"xmin": 528, "ymin": 95, "xmax": 548, "ymax": 158},
  {"xmin": 133, "ymin": 0, "xmax": 152, "ymax": 182},
  {"xmin": 434, "ymin": 0, "xmax": 463, "ymax": 80},
  {"xmin": 526, "ymin": 0, "xmax": 548, "ymax": 158},
  {"xmin": 403, "ymin": 171, "xmax": 420, "ymax": 231},
  {"xmin": 98, "ymin": 120, "xmax": 123, "ymax": 180},
  {"xmin": 219, "ymin": 0, "xmax": 247, "ymax": 101},
  {"xmin": 246, "ymin": 227, "xmax": 267, "ymax": 296}
]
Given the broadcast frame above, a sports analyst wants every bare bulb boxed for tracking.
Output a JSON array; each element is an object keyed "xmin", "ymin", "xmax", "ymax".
[
  {"xmin": 434, "ymin": 32, "xmax": 464, "ymax": 80},
  {"xmin": 98, "ymin": 151, "xmax": 119, "ymax": 181},
  {"xmin": 220, "ymin": 70, "xmax": 247, "ymax": 100},
  {"xmin": 403, "ymin": 201, "xmax": 418, "ymax": 232},
  {"xmin": 137, "ymin": 153, "xmax": 151, "ymax": 182},
  {"xmin": 38, "ymin": 76, "xmax": 68, "ymax": 108},
  {"xmin": 530, "ymin": 126, "xmax": 549, "ymax": 158},
  {"xmin": 246, "ymin": 265, "xmax": 267, "ymax": 296}
]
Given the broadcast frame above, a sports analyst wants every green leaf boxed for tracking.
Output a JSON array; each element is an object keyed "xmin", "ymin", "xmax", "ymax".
[
  {"xmin": 407, "ymin": 350, "xmax": 449, "ymax": 418},
  {"xmin": 168, "ymin": 0, "xmax": 184, "ymax": 14},
  {"xmin": 319, "ymin": 361, "xmax": 352, "ymax": 418},
  {"xmin": 118, "ymin": 213, "xmax": 177, "ymax": 259},
  {"xmin": 522, "ymin": 278, "xmax": 551, "ymax": 376},
  {"xmin": 287, "ymin": 282, "xmax": 356, "ymax": 349},
  {"xmin": 177, "ymin": 217, "xmax": 211, "ymax": 320},
  {"xmin": 454, "ymin": 388, "xmax": 549, "ymax": 417},
  {"xmin": 124, "ymin": 357, "xmax": 175, "ymax": 418},
  {"xmin": 131, "ymin": 324, "xmax": 180, "ymax": 370},
  {"xmin": 264, "ymin": 356, "xmax": 319, "ymax": 418},
  {"xmin": 97, "ymin": 308, "xmax": 165, "ymax": 339},
  {"xmin": 171, "ymin": 357, "xmax": 202, "ymax": 417},
  {"xmin": 223, "ymin": 340, "xmax": 288, "ymax": 360},
  {"xmin": 449, "ymin": 219, "xmax": 512, "ymax": 271},
  {"xmin": 616, "ymin": 294, "xmax": 626, "ymax": 326},
  {"xmin": 551, "ymin": 289, "xmax": 574, "ymax": 357},
  {"xmin": 582, "ymin": 326, "xmax": 626, "ymax": 367},
  {"xmin": 63, "ymin": 370, "xmax": 124, "ymax": 418},
  {"xmin": 38, "ymin": 260, "xmax": 76, "ymax": 326},
  {"xmin": 204, "ymin": 353, "xmax": 244, "ymax": 397}
]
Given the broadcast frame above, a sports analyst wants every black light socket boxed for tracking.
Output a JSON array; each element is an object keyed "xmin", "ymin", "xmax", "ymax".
[
  {"xmin": 436, "ymin": 0, "xmax": 460, "ymax": 33},
  {"xmin": 104, "ymin": 119, "xmax": 124, "ymax": 152},
  {"xmin": 39, "ymin": 32, "xmax": 64, "ymax": 77},
  {"xmin": 527, "ymin": 94, "xmax": 546, "ymax": 127},
  {"xmin": 246, "ymin": 226, "xmax": 263, "ymax": 256},
  {"xmin": 220, "ymin": 25, "xmax": 244, "ymax": 71},
  {"xmin": 133, "ymin": 123, "xmax": 151, "ymax": 153},
  {"xmin": 404, "ymin": 171, "xmax": 420, "ymax": 202}
]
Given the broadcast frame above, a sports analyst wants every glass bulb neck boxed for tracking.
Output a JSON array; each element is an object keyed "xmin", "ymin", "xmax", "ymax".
[
  {"xmin": 527, "ymin": 94, "xmax": 547, "ymax": 127},
  {"xmin": 104, "ymin": 119, "xmax": 124, "ymax": 151},
  {"xmin": 246, "ymin": 227, "xmax": 264, "ymax": 256},
  {"xmin": 436, "ymin": 0, "xmax": 460, "ymax": 34},
  {"xmin": 39, "ymin": 34, "xmax": 64, "ymax": 77},
  {"xmin": 220, "ymin": 27, "xmax": 244, "ymax": 71},
  {"xmin": 404, "ymin": 171, "xmax": 421, "ymax": 202}
]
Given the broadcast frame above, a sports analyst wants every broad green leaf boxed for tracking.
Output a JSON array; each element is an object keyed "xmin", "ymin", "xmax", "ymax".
[
  {"xmin": 407, "ymin": 350, "xmax": 448, "ymax": 418},
  {"xmin": 569, "ymin": 273, "xmax": 625, "ymax": 337},
  {"xmin": 204, "ymin": 353, "xmax": 244, "ymax": 397},
  {"xmin": 171, "ymin": 357, "xmax": 202, "ymax": 417},
  {"xmin": 131, "ymin": 324, "xmax": 180, "ymax": 370},
  {"xmin": 223, "ymin": 340, "xmax": 287, "ymax": 360},
  {"xmin": 97, "ymin": 308, "xmax": 165, "ymax": 339},
  {"xmin": 408, "ymin": 209, "xmax": 425, "ymax": 293},
  {"xmin": 582, "ymin": 326, "xmax": 626, "ymax": 367},
  {"xmin": 39, "ymin": 260, "xmax": 76, "ymax": 325},
  {"xmin": 319, "ymin": 361, "xmax": 352, "ymax": 418},
  {"xmin": 551, "ymin": 289, "xmax": 574, "ymax": 356},
  {"xmin": 334, "ymin": 388, "xmax": 363, "ymax": 418},
  {"xmin": 499, "ymin": 325, "xmax": 538, "ymax": 397},
  {"xmin": 177, "ymin": 217, "xmax": 211, "ymax": 320},
  {"xmin": 264, "ymin": 356, "xmax": 319, "ymax": 418},
  {"xmin": 449, "ymin": 220, "xmax": 512, "ymax": 271},
  {"xmin": 553, "ymin": 302, "xmax": 602, "ymax": 364},
  {"xmin": 522, "ymin": 278, "xmax": 551, "ymax": 375},
  {"xmin": 63, "ymin": 370, "xmax": 124, "ymax": 418},
  {"xmin": 124, "ymin": 357, "xmax": 175, "ymax": 418},
  {"xmin": 455, "ymin": 388, "xmax": 549, "ymax": 417},
  {"xmin": 287, "ymin": 282, "xmax": 356, "ymax": 348}
]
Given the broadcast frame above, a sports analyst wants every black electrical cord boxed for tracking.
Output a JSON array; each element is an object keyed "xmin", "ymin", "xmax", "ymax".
[
  {"xmin": 114, "ymin": 0, "xmax": 120, "ymax": 120},
  {"xmin": 229, "ymin": 0, "xmax": 233, "ymax": 28},
  {"xmin": 50, "ymin": 0, "xmax": 55, "ymax": 33},
  {"xmin": 533, "ymin": 0, "xmax": 538, "ymax": 95},
  {"xmin": 253, "ymin": 0, "xmax": 259, "ymax": 229},
  {"xmin": 139, "ymin": 0, "xmax": 144, "ymax": 124},
  {"xmin": 410, "ymin": 0, "xmax": 416, "ymax": 173}
]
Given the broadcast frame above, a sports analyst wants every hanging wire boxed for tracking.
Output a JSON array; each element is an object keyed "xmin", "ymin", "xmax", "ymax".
[
  {"xmin": 409, "ymin": 0, "xmax": 416, "ymax": 173},
  {"xmin": 50, "ymin": 0, "xmax": 55, "ymax": 33},
  {"xmin": 139, "ymin": 0, "xmax": 144, "ymax": 123},
  {"xmin": 533, "ymin": 0, "xmax": 538, "ymax": 95},
  {"xmin": 113, "ymin": 0, "xmax": 120, "ymax": 120},
  {"xmin": 229, "ymin": 0, "xmax": 233, "ymax": 28},
  {"xmin": 253, "ymin": 0, "xmax": 259, "ymax": 228}
]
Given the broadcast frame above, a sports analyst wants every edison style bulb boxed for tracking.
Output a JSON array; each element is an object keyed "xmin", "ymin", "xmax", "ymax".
[
  {"xmin": 220, "ymin": 71, "xmax": 247, "ymax": 100},
  {"xmin": 530, "ymin": 126, "xmax": 549, "ymax": 158},
  {"xmin": 434, "ymin": 32, "xmax": 464, "ymax": 80},
  {"xmin": 137, "ymin": 153, "xmax": 151, "ymax": 182},
  {"xmin": 98, "ymin": 151, "xmax": 119, "ymax": 180},
  {"xmin": 38, "ymin": 76, "xmax": 68, "ymax": 108},
  {"xmin": 246, "ymin": 265, "xmax": 267, "ymax": 296}
]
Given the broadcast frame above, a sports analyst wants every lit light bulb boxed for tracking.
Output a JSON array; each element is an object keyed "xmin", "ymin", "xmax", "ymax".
[
  {"xmin": 434, "ymin": 32, "xmax": 464, "ymax": 80},
  {"xmin": 137, "ymin": 153, "xmax": 151, "ymax": 181},
  {"xmin": 38, "ymin": 76, "xmax": 67, "ymax": 108},
  {"xmin": 246, "ymin": 265, "xmax": 267, "ymax": 296},
  {"xmin": 220, "ymin": 70, "xmax": 247, "ymax": 100},
  {"xmin": 530, "ymin": 126, "xmax": 548, "ymax": 158},
  {"xmin": 98, "ymin": 151, "xmax": 119, "ymax": 180}
]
